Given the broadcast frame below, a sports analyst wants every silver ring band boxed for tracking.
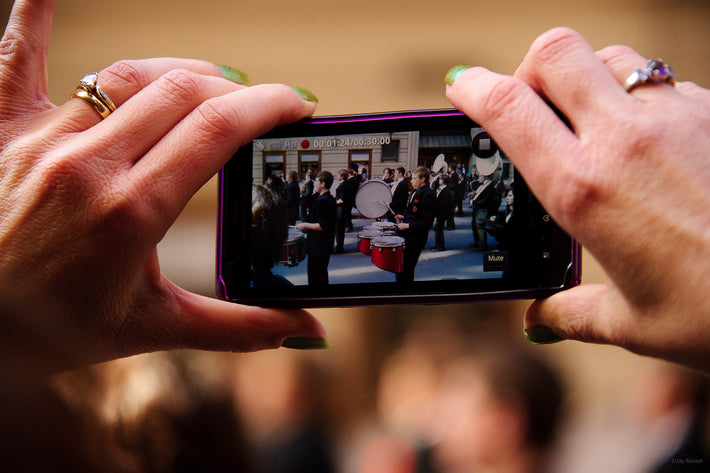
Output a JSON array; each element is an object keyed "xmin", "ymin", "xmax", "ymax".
[{"xmin": 624, "ymin": 58, "xmax": 676, "ymax": 92}]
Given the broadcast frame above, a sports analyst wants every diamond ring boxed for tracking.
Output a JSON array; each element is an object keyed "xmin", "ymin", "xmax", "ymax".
[{"xmin": 70, "ymin": 72, "xmax": 116, "ymax": 119}]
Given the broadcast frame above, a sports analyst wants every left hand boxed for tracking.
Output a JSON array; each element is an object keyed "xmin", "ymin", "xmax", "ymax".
[{"xmin": 0, "ymin": 0, "xmax": 326, "ymax": 376}]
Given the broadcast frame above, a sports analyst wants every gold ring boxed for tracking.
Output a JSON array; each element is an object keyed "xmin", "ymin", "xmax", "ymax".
[{"xmin": 70, "ymin": 72, "xmax": 116, "ymax": 119}]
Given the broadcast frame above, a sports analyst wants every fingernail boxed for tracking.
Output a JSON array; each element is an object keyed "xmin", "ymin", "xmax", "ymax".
[
  {"xmin": 216, "ymin": 65, "xmax": 249, "ymax": 85},
  {"xmin": 291, "ymin": 86, "xmax": 319, "ymax": 103},
  {"xmin": 281, "ymin": 337, "xmax": 329, "ymax": 350},
  {"xmin": 445, "ymin": 64, "xmax": 473, "ymax": 86},
  {"xmin": 523, "ymin": 325, "xmax": 566, "ymax": 345}
]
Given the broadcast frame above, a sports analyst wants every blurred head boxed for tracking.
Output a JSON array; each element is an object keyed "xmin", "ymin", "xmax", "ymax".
[{"xmin": 431, "ymin": 346, "xmax": 564, "ymax": 471}]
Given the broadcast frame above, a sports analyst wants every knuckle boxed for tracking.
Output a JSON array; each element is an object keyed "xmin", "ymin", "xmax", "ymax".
[
  {"xmin": 0, "ymin": 31, "xmax": 22, "ymax": 62},
  {"xmin": 102, "ymin": 59, "xmax": 152, "ymax": 93},
  {"xmin": 193, "ymin": 99, "xmax": 240, "ymax": 141},
  {"xmin": 479, "ymin": 76, "xmax": 530, "ymax": 124},
  {"xmin": 597, "ymin": 44, "xmax": 637, "ymax": 63},
  {"xmin": 527, "ymin": 27, "xmax": 586, "ymax": 67},
  {"xmin": 153, "ymin": 69, "xmax": 203, "ymax": 105}
]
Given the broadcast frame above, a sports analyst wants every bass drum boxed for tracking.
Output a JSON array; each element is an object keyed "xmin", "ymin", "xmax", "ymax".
[
  {"xmin": 355, "ymin": 180, "xmax": 393, "ymax": 219},
  {"xmin": 370, "ymin": 235, "xmax": 405, "ymax": 273}
]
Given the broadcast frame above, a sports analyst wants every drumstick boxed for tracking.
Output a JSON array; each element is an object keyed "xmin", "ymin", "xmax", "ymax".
[{"xmin": 376, "ymin": 200, "xmax": 395, "ymax": 216}]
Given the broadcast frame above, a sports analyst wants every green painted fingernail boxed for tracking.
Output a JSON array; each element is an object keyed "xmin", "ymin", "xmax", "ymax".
[
  {"xmin": 291, "ymin": 86, "xmax": 319, "ymax": 103},
  {"xmin": 445, "ymin": 64, "xmax": 473, "ymax": 85},
  {"xmin": 524, "ymin": 325, "xmax": 566, "ymax": 345},
  {"xmin": 216, "ymin": 65, "xmax": 249, "ymax": 85},
  {"xmin": 281, "ymin": 337, "xmax": 329, "ymax": 350}
]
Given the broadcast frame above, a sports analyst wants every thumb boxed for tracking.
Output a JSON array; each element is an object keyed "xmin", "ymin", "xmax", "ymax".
[
  {"xmin": 0, "ymin": 0, "xmax": 56, "ymax": 108},
  {"xmin": 169, "ymin": 285, "xmax": 329, "ymax": 353},
  {"xmin": 523, "ymin": 284, "xmax": 626, "ymax": 346}
]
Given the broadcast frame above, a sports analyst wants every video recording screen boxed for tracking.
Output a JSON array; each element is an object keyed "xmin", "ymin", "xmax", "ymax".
[{"xmin": 247, "ymin": 126, "xmax": 517, "ymax": 288}]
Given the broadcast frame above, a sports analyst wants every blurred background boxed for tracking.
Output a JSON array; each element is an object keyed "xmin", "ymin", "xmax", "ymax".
[{"xmin": 2, "ymin": 0, "xmax": 709, "ymax": 471}]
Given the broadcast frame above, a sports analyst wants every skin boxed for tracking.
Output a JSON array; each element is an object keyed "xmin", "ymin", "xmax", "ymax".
[
  {"xmin": 0, "ymin": 0, "xmax": 327, "ymax": 376},
  {"xmin": 447, "ymin": 27, "xmax": 710, "ymax": 371}
]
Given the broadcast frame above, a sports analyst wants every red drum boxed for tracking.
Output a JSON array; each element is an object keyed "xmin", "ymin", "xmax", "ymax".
[
  {"xmin": 371, "ymin": 236, "xmax": 405, "ymax": 273},
  {"xmin": 357, "ymin": 230, "xmax": 383, "ymax": 255},
  {"xmin": 278, "ymin": 227, "xmax": 306, "ymax": 266}
]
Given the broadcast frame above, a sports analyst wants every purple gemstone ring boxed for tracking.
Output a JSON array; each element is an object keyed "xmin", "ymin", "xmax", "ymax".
[{"xmin": 624, "ymin": 58, "xmax": 676, "ymax": 92}]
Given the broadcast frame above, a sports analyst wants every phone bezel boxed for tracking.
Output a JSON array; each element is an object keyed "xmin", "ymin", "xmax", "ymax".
[{"xmin": 217, "ymin": 109, "xmax": 581, "ymax": 308}]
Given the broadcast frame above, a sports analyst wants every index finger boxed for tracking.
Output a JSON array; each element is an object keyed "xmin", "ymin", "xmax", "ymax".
[
  {"xmin": 56, "ymin": 58, "xmax": 246, "ymax": 132},
  {"xmin": 514, "ymin": 27, "xmax": 635, "ymax": 132},
  {"xmin": 445, "ymin": 66, "xmax": 579, "ymax": 218},
  {"xmin": 0, "ymin": 0, "xmax": 56, "ymax": 106}
]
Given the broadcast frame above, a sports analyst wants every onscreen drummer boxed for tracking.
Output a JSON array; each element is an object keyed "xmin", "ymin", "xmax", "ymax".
[{"xmin": 394, "ymin": 167, "xmax": 435, "ymax": 283}]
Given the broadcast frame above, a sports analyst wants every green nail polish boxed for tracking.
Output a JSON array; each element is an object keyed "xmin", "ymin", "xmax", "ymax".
[
  {"xmin": 216, "ymin": 65, "xmax": 249, "ymax": 85},
  {"xmin": 445, "ymin": 64, "xmax": 473, "ymax": 86},
  {"xmin": 281, "ymin": 337, "xmax": 329, "ymax": 350},
  {"xmin": 291, "ymin": 86, "xmax": 319, "ymax": 103},
  {"xmin": 524, "ymin": 325, "xmax": 566, "ymax": 345}
]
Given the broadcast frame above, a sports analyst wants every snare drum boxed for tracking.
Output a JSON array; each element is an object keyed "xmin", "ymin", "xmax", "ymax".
[
  {"xmin": 370, "ymin": 236, "xmax": 405, "ymax": 273},
  {"xmin": 357, "ymin": 230, "xmax": 383, "ymax": 255},
  {"xmin": 371, "ymin": 221, "xmax": 398, "ymax": 233},
  {"xmin": 278, "ymin": 227, "xmax": 306, "ymax": 266}
]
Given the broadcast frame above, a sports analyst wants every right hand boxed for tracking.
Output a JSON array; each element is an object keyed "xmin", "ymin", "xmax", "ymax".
[{"xmin": 446, "ymin": 27, "xmax": 710, "ymax": 371}]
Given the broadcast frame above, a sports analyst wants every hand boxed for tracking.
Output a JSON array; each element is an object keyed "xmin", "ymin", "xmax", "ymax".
[
  {"xmin": 446, "ymin": 27, "xmax": 710, "ymax": 371},
  {"xmin": 396, "ymin": 223, "xmax": 409, "ymax": 231},
  {"xmin": 0, "ymin": 0, "xmax": 327, "ymax": 376}
]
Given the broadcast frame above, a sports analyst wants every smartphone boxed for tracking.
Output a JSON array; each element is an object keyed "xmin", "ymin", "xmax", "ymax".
[{"xmin": 217, "ymin": 109, "xmax": 580, "ymax": 308}]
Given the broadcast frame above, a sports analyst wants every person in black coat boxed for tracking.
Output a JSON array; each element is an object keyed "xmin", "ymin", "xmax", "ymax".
[
  {"xmin": 334, "ymin": 169, "xmax": 356, "ymax": 253},
  {"xmin": 285, "ymin": 170, "xmax": 300, "ymax": 226},
  {"xmin": 299, "ymin": 169, "xmax": 315, "ymax": 223},
  {"xmin": 390, "ymin": 167, "xmax": 409, "ymax": 222},
  {"xmin": 297, "ymin": 171, "xmax": 337, "ymax": 286},
  {"xmin": 488, "ymin": 188, "xmax": 515, "ymax": 250},
  {"xmin": 452, "ymin": 167, "xmax": 467, "ymax": 217},
  {"xmin": 432, "ymin": 174, "xmax": 453, "ymax": 251},
  {"xmin": 469, "ymin": 173, "xmax": 499, "ymax": 251},
  {"xmin": 395, "ymin": 167, "xmax": 435, "ymax": 283}
]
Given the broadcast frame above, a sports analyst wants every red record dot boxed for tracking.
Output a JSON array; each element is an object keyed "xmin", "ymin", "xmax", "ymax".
[{"xmin": 301, "ymin": 139, "xmax": 310, "ymax": 149}]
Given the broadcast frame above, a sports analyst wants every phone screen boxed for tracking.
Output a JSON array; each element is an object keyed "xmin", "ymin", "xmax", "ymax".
[{"xmin": 217, "ymin": 110, "xmax": 580, "ymax": 307}]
